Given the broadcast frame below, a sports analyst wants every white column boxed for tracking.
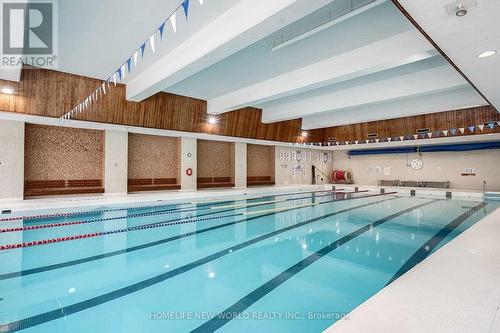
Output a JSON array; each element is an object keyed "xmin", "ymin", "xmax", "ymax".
[
  {"xmin": 181, "ymin": 137, "xmax": 197, "ymax": 191},
  {"xmin": 0, "ymin": 120, "xmax": 24, "ymax": 201},
  {"xmin": 234, "ymin": 142, "xmax": 247, "ymax": 188},
  {"xmin": 104, "ymin": 130, "xmax": 128, "ymax": 195}
]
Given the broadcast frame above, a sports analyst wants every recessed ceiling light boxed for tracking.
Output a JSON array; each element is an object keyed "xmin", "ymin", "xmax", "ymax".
[
  {"xmin": 301, "ymin": 131, "xmax": 308, "ymax": 138},
  {"xmin": 1, "ymin": 87, "xmax": 14, "ymax": 95},
  {"xmin": 455, "ymin": 4, "xmax": 467, "ymax": 17},
  {"xmin": 477, "ymin": 50, "xmax": 497, "ymax": 58},
  {"xmin": 208, "ymin": 116, "xmax": 218, "ymax": 125}
]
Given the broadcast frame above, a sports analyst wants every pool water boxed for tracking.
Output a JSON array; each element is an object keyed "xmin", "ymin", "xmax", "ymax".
[{"xmin": 0, "ymin": 190, "xmax": 497, "ymax": 333}]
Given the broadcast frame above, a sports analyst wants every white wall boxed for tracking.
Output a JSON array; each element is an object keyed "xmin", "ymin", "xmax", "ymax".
[
  {"xmin": 234, "ymin": 142, "xmax": 247, "ymax": 188},
  {"xmin": 181, "ymin": 137, "xmax": 197, "ymax": 191},
  {"xmin": 0, "ymin": 120, "xmax": 24, "ymax": 201},
  {"xmin": 275, "ymin": 146, "xmax": 334, "ymax": 186},
  {"xmin": 333, "ymin": 149, "xmax": 500, "ymax": 191},
  {"xmin": 104, "ymin": 130, "xmax": 128, "ymax": 195}
]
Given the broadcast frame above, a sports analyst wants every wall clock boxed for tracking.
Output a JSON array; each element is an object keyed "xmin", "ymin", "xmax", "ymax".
[{"xmin": 411, "ymin": 158, "xmax": 423, "ymax": 170}]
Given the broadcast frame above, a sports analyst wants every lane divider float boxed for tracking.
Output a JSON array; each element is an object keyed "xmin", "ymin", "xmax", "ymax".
[{"xmin": 0, "ymin": 192, "xmax": 394, "ymax": 251}]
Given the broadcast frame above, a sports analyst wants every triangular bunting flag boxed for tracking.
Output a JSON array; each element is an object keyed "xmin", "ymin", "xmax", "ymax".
[
  {"xmin": 459, "ymin": 127, "xmax": 465, "ymax": 134},
  {"xmin": 127, "ymin": 58, "xmax": 132, "ymax": 73},
  {"xmin": 375, "ymin": 139, "xmax": 379, "ymax": 143},
  {"xmin": 387, "ymin": 138, "xmax": 392, "ymax": 142},
  {"xmin": 345, "ymin": 141, "xmax": 349, "ymax": 145},
  {"xmin": 366, "ymin": 140, "xmax": 370, "ymax": 144},
  {"xmin": 413, "ymin": 134, "xmax": 418, "ymax": 140},
  {"xmin": 399, "ymin": 136, "xmax": 404, "ymax": 141},
  {"xmin": 468, "ymin": 125, "xmax": 475, "ymax": 133},
  {"xmin": 198, "ymin": 0, "xmax": 204, "ymax": 5},
  {"xmin": 159, "ymin": 22, "xmax": 166, "ymax": 39},
  {"xmin": 120, "ymin": 64, "xmax": 126, "ymax": 79},
  {"xmin": 355, "ymin": 140, "xmax": 359, "ymax": 144},
  {"xmin": 488, "ymin": 122, "xmax": 495, "ymax": 129},
  {"xmin": 450, "ymin": 128, "xmax": 456, "ymax": 135},
  {"xmin": 133, "ymin": 51, "xmax": 139, "ymax": 66},
  {"xmin": 182, "ymin": 0, "xmax": 190, "ymax": 19},
  {"xmin": 149, "ymin": 35, "xmax": 155, "ymax": 53},
  {"xmin": 113, "ymin": 73, "xmax": 117, "ymax": 86},
  {"xmin": 102, "ymin": 83, "xmax": 106, "ymax": 94},
  {"xmin": 140, "ymin": 43, "xmax": 147, "ymax": 58},
  {"xmin": 478, "ymin": 124, "xmax": 484, "ymax": 131},
  {"xmin": 170, "ymin": 12, "xmax": 177, "ymax": 33},
  {"xmin": 336, "ymin": 142, "xmax": 339, "ymax": 146},
  {"xmin": 428, "ymin": 133, "xmax": 432, "ymax": 138}
]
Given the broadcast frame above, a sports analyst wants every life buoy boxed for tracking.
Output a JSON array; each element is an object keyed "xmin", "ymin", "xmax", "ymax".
[{"xmin": 186, "ymin": 168, "xmax": 193, "ymax": 177}]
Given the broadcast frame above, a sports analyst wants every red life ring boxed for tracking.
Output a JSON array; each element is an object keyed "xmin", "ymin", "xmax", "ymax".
[{"xmin": 186, "ymin": 168, "xmax": 193, "ymax": 177}]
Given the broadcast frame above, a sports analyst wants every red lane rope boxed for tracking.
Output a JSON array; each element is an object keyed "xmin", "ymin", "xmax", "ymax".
[
  {"xmin": 0, "ymin": 192, "xmax": 393, "ymax": 251},
  {"xmin": 0, "ymin": 190, "xmax": 349, "ymax": 233},
  {"xmin": 0, "ymin": 189, "xmax": 342, "ymax": 222}
]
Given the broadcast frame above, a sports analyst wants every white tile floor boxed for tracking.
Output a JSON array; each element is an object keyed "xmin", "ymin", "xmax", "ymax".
[{"xmin": 326, "ymin": 206, "xmax": 500, "ymax": 333}]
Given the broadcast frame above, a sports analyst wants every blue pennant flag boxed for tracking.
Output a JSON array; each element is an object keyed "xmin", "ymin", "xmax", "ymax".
[
  {"xmin": 434, "ymin": 131, "xmax": 441, "ymax": 137},
  {"xmin": 450, "ymin": 128, "xmax": 457, "ymax": 135},
  {"xmin": 127, "ymin": 58, "xmax": 132, "ymax": 73},
  {"xmin": 488, "ymin": 122, "xmax": 495, "ymax": 129},
  {"xmin": 117, "ymin": 69, "xmax": 122, "ymax": 80},
  {"xmin": 140, "ymin": 43, "xmax": 147, "ymax": 58},
  {"xmin": 182, "ymin": 0, "xmax": 190, "ymax": 18},
  {"xmin": 468, "ymin": 125, "xmax": 475, "ymax": 132},
  {"xmin": 159, "ymin": 22, "xmax": 166, "ymax": 39}
]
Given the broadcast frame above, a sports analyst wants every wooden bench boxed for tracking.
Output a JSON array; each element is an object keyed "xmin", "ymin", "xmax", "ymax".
[
  {"xmin": 24, "ymin": 179, "xmax": 104, "ymax": 197},
  {"xmin": 247, "ymin": 176, "xmax": 275, "ymax": 186},
  {"xmin": 379, "ymin": 180, "xmax": 450, "ymax": 189},
  {"xmin": 128, "ymin": 178, "xmax": 180, "ymax": 192},
  {"xmin": 197, "ymin": 176, "xmax": 234, "ymax": 189}
]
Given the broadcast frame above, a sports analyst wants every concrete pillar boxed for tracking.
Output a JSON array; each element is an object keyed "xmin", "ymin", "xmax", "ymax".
[
  {"xmin": 181, "ymin": 137, "xmax": 197, "ymax": 191},
  {"xmin": 104, "ymin": 130, "xmax": 128, "ymax": 195},
  {"xmin": 0, "ymin": 120, "xmax": 24, "ymax": 201},
  {"xmin": 234, "ymin": 142, "xmax": 247, "ymax": 188}
]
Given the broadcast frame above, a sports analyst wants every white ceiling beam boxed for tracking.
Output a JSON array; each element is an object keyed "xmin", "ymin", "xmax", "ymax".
[
  {"xmin": 301, "ymin": 87, "xmax": 487, "ymax": 129},
  {"xmin": 126, "ymin": 0, "xmax": 335, "ymax": 102},
  {"xmin": 261, "ymin": 64, "xmax": 468, "ymax": 123},
  {"xmin": 207, "ymin": 30, "xmax": 434, "ymax": 114},
  {"xmin": 0, "ymin": 66, "xmax": 22, "ymax": 83}
]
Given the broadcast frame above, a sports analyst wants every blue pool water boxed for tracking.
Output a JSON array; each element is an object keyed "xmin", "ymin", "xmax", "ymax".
[{"xmin": 0, "ymin": 190, "xmax": 497, "ymax": 332}]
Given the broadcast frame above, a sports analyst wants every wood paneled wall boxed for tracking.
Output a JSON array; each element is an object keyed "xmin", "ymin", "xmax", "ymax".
[
  {"xmin": 1, "ymin": 67, "xmax": 498, "ymax": 144},
  {"xmin": 0, "ymin": 67, "xmax": 323, "ymax": 143},
  {"xmin": 323, "ymin": 106, "xmax": 500, "ymax": 142}
]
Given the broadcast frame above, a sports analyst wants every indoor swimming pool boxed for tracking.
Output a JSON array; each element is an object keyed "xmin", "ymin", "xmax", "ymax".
[{"xmin": 0, "ymin": 189, "xmax": 497, "ymax": 333}]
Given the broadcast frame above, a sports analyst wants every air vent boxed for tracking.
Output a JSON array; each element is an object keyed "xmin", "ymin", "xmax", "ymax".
[
  {"xmin": 327, "ymin": 137, "xmax": 336, "ymax": 142},
  {"xmin": 367, "ymin": 133, "xmax": 378, "ymax": 139},
  {"xmin": 416, "ymin": 128, "xmax": 430, "ymax": 134}
]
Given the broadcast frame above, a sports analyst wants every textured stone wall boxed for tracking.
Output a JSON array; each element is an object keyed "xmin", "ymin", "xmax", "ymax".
[
  {"xmin": 197, "ymin": 140, "xmax": 234, "ymax": 180},
  {"xmin": 247, "ymin": 144, "xmax": 275, "ymax": 180},
  {"xmin": 128, "ymin": 134, "xmax": 180, "ymax": 180},
  {"xmin": 24, "ymin": 124, "xmax": 104, "ymax": 181}
]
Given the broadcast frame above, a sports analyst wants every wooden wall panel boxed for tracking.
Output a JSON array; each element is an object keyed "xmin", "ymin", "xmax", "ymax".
[
  {"xmin": 1, "ymin": 67, "xmax": 497, "ymax": 144},
  {"xmin": 0, "ymin": 67, "xmax": 323, "ymax": 143},
  {"xmin": 323, "ymin": 106, "xmax": 500, "ymax": 142}
]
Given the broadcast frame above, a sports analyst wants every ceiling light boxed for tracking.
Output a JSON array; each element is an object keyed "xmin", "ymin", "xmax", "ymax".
[
  {"xmin": 477, "ymin": 50, "xmax": 497, "ymax": 58},
  {"xmin": 208, "ymin": 116, "xmax": 218, "ymax": 125},
  {"xmin": 455, "ymin": 4, "xmax": 467, "ymax": 16},
  {"xmin": 301, "ymin": 131, "xmax": 308, "ymax": 138},
  {"xmin": 1, "ymin": 87, "xmax": 14, "ymax": 95}
]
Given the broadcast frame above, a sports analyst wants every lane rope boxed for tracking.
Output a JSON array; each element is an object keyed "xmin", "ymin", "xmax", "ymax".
[
  {"xmin": 0, "ymin": 188, "xmax": 343, "ymax": 222},
  {"xmin": 0, "ymin": 190, "xmax": 357, "ymax": 233},
  {"xmin": 0, "ymin": 192, "xmax": 390, "ymax": 251}
]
